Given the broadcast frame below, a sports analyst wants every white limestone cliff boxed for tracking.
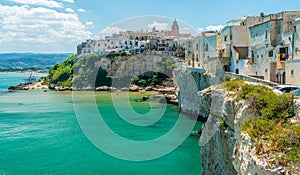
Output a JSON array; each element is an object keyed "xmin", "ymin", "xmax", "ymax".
[{"xmin": 174, "ymin": 68, "xmax": 292, "ymax": 175}]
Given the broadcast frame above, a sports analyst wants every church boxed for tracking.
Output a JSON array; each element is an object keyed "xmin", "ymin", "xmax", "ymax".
[{"xmin": 167, "ymin": 19, "xmax": 191, "ymax": 37}]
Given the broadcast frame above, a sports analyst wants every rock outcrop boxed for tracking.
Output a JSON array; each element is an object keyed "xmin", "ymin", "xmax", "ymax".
[
  {"xmin": 199, "ymin": 88, "xmax": 293, "ymax": 175},
  {"xmin": 174, "ymin": 68, "xmax": 293, "ymax": 175},
  {"xmin": 8, "ymin": 82, "xmax": 48, "ymax": 91},
  {"xmin": 174, "ymin": 68, "xmax": 212, "ymax": 121}
]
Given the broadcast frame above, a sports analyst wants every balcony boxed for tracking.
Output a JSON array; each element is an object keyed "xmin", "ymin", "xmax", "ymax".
[
  {"xmin": 276, "ymin": 54, "xmax": 288, "ymax": 70},
  {"xmin": 276, "ymin": 53, "xmax": 289, "ymax": 61}
]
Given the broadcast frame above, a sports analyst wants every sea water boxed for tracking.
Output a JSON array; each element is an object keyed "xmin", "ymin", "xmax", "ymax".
[
  {"xmin": 0, "ymin": 74, "xmax": 202, "ymax": 175},
  {"xmin": 0, "ymin": 73, "xmax": 46, "ymax": 92}
]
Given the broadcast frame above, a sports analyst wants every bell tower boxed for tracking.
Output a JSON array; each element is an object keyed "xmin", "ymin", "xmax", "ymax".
[{"xmin": 171, "ymin": 19, "xmax": 179, "ymax": 34}]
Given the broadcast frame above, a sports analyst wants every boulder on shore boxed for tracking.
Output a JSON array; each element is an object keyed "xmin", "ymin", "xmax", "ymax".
[
  {"xmin": 129, "ymin": 85, "xmax": 139, "ymax": 92},
  {"xmin": 95, "ymin": 86, "xmax": 109, "ymax": 91}
]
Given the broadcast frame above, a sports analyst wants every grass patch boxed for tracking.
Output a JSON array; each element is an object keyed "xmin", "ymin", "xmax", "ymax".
[{"xmin": 225, "ymin": 79, "xmax": 244, "ymax": 92}]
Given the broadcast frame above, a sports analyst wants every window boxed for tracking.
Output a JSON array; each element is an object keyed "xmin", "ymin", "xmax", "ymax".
[
  {"xmin": 230, "ymin": 34, "xmax": 232, "ymax": 41},
  {"xmin": 291, "ymin": 69, "xmax": 294, "ymax": 77},
  {"xmin": 279, "ymin": 47, "xmax": 288, "ymax": 54},
  {"xmin": 268, "ymin": 50, "xmax": 273, "ymax": 57},
  {"xmin": 205, "ymin": 43, "xmax": 208, "ymax": 51},
  {"xmin": 265, "ymin": 69, "xmax": 268, "ymax": 73},
  {"xmin": 265, "ymin": 30, "xmax": 268, "ymax": 39},
  {"xmin": 224, "ymin": 36, "xmax": 227, "ymax": 41}
]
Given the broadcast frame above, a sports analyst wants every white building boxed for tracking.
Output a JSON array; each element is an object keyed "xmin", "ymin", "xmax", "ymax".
[
  {"xmin": 286, "ymin": 18, "xmax": 300, "ymax": 86},
  {"xmin": 77, "ymin": 19, "xmax": 191, "ymax": 58},
  {"xmin": 247, "ymin": 11, "xmax": 300, "ymax": 83},
  {"xmin": 221, "ymin": 17, "xmax": 259, "ymax": 75}
]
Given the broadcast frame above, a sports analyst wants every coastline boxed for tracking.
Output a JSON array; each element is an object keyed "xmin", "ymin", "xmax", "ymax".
[{"xmin": 7, "ymin": 82, "xmax": 179, "ymax": 105}]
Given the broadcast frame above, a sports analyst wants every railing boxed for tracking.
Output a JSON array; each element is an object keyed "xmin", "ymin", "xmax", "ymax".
[{"xmin": 225, "ymin": 72, "xmax": 278, "ymax": 87}]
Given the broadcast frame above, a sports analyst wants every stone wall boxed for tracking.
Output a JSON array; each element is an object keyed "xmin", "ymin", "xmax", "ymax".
[{"xmin": 225, "ymin": 72, "xmax": 278, "ymax": 86}]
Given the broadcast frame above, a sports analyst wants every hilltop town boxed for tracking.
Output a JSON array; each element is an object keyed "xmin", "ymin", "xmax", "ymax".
[
  {"xmin": 77, "ymin": 19, "xmax": 190, "ymax": 58},
  {"xmin": 77, "ymin": 11, "xmax": 300, "ymax": 87}
]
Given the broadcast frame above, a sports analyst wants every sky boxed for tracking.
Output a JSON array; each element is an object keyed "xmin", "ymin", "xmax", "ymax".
[{"xmin": 0, "ymin": 0, "xmax": 300, "ymax": 53}]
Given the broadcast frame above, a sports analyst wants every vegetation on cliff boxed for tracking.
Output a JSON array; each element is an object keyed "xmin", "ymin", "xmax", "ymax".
[
  {"xmin": 46, "ymin": 54, "xmax": 177, "ymax": 88},
  {"xmin": 131, "ymin": 58, "xmax": 176, "ymax": 86},
  {"xmin": 225, "ymin": 79, "xmax": 300, "ymax": 171},
  {"xmin": 47, "ymin": 54, "xmax": 77, "ymax": 87},
  {"xmin": 45, "ymin": 54, "xmax": 112, "ymax": 87}
]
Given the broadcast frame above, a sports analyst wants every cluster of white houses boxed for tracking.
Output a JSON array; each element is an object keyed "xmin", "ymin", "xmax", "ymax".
[
  {"xmin": 186, "ymin": 11, "xmax": 300, "ymax": 86},
  {"xmin": 77, "ymin": 19, "xmax": 191, "ymax": 58}
]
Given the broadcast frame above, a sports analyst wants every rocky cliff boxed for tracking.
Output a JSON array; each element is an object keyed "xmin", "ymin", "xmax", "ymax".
[
  {"xmin": 174, "ymin": 68, "xmax": 213, "ymax": 121},
  {"xmin": 198, "ymin": 88, "xmax": 280, "ymax": 175},
  {"xmin": 174, "ymin": 68, "xmax": 293, "ymax": 175}
]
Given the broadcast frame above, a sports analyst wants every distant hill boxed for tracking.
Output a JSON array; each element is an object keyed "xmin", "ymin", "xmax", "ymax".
[{"xmin": 0, "ymin": 53, "xmax": 73, "ymax": 69}]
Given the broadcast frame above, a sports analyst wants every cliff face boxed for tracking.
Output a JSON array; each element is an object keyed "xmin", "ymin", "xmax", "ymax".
[
  {"xmin": 199, "ymin": 89, "xmax": 238, "ymax": 175},
  {"xmin": 199, "ymin": 89, "xmax": 281, "ymax": 175},
  {"xmin": 173, "ymin": 68, "xmax": 212, "ymax": 120},
  {"xmin": 174, "ymin": 68, "xmax": 281, "ymax": 175},
  {"xmin": 232, "ymin": 103, "xmax": 276, "ymax": 175}
]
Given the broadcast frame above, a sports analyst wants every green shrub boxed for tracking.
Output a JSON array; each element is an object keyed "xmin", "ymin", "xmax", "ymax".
[
  {"xmin": 224, "ymin": 76, "xmax": 231, "ymax": 82},
  {"xmin": 225, "ymin": 79, "xmax": 244, "ymax": 92},
  {"xmin": 233, "ymin": 80, "xmax": 299, "ymax": 169}
]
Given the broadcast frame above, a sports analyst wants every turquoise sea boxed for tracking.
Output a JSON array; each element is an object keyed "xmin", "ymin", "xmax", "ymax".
[
  {"xmin": 0, "ymin": 74, "xmax": 202, "ymax": 174},
  {"xmin": 0, "ymin": 73, "xmax": 46, "ymax": 92}
]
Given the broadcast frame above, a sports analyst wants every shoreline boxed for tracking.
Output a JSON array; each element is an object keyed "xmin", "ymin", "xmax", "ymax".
[{"xmin": 7, "ymin": 82, "xmax": 179, "ymax": 105}]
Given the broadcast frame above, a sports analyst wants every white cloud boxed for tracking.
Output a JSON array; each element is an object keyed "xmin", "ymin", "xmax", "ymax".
[
  {"xmin": 198, "ymin": 27, "xmax": 204, "ymax": 32},
  {"xmin": 0, "ymin": 4, "xmax": 92, "ymax": 52},
  {"xmin": 65, "ymin": 7, "xmax": 74, "ymax": 13},
  {"xmin": 99, "ymin": 26, "xmax": 124, "ymax": 36},
  {"xmin": 85, "ymin": 21, "xmax": 94, "ymax": 27},
  {"xmin": 77, "ymin": 8, "xmax": 86, "ymax": 12},
  {"xmin": 147, "ymin": 21, "xmax": 169, "ymax": 31},
  {"xmin": 62, "ymin": 0, "xmax": 74, "ymax": 3},
  {"xmin": 205, "ymin": 25, "xmax": 224, "ymax": 31},
  {"xmin": 10, "ymin": 0, "xmax": 63, "ymax": 8}
]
